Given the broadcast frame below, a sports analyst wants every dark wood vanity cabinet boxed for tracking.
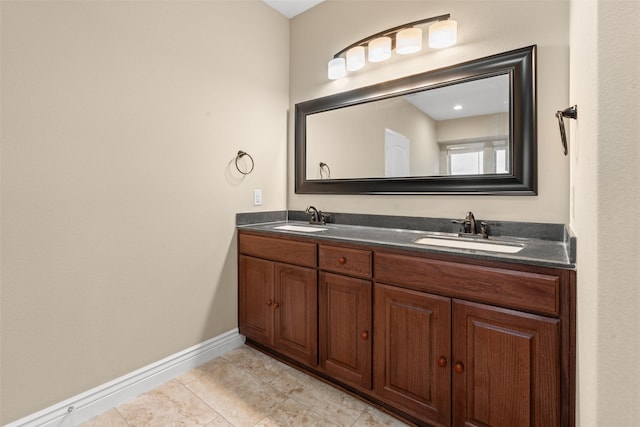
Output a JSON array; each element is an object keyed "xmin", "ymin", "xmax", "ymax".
[
  {"xmin": 318, "ymin": 244, "xmax": 373, "ymax": 390},
  {"xmin": 373, "ymin": 282, "xmax": 561, "ymax": 427},
  {"xmin": 374, "ymin": 283, "xmax": 452, "ymax": 426},
  {"xmin": 238, "ymin": 230, "xmax": 575, "ymax": 427},
  {"xmin": 451, "ymin": 299, "xmax": 560, "ymax": 427},
  {"xmin": 238, "ymin": 255, "xmax": 274, "ymax": 346},
  {"xmin": 238, "ymin": 234, "xmax": 318, "ymax": 367},
  {"xmin": 319, "ymin": 271, "xmax": 372, "ymax": 389},
  {"xmin": 375, "ymin": 252, "xmax": 570, "ymax": 427}
]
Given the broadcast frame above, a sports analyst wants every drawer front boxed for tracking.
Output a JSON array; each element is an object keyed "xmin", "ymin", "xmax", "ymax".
[
  {"xmin": 375, "ymin": 252, "xmax": 560, "ymax": 316},
  {"xmin": 239, "ymin": 233, "xmax": 316, "ymax": 267},
  {"xmin": 319, "ymin": 245, "xmax": 372, "ymax": 279}
]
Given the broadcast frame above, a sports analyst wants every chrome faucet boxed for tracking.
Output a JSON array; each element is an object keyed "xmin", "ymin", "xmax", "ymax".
[{"xmin": 305, "ymin": 206, "xmax": 328, "ymax": 225}]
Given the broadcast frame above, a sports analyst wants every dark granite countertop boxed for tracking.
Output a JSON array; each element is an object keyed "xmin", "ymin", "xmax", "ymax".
[{"xmin": 236, "ymin": 211, "xmax": 576, "ymax": 269}]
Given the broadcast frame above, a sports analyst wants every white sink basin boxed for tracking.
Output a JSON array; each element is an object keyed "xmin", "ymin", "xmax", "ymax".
[
  {"xmin": 274, "ymin": 224, "xmax": 328, "ymax": 233},
  {"xmin": 413, "ymin": 236, "xmax": 524, "ymax": 253}
]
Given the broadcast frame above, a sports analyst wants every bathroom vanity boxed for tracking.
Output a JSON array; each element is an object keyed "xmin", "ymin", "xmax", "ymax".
[{"xmin": 237, "ymin": 216, "xmax": 576, "ymax": 427}]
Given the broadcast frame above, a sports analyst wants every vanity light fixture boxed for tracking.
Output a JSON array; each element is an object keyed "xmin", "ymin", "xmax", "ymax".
[
  {"xmin": 428, "ymin": 19, "xmax": 458, "ymax": 48},
  {"xmin": 396, "ymin": 27, "xmax": 423, "ymax": 54},
  {"xmin": 327, "ymin": 57, "xmax": 347, "ymax": 79},
  {"xmin": 328, "ymin": 13, "xmax": 457, "ymax": 80},
  {"xmin": 346, "ymin": 46, "xmax": 365, "ymax": 71},
  {"xmin": 368, "ymin": 36, "xmax": 392, "ymax": 62}
]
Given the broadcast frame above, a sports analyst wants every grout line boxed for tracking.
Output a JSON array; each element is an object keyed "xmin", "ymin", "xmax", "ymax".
[
  {"xmin": 174, "ymin": 379, "xmax": 223, "ymax": 426},
  {"xmin": 178, "ymin": 366, "xmax": 236, "ymax": 426},
  {"xmin": 113, "ymin": 407, "xmax": 132, "ymax": 427}
]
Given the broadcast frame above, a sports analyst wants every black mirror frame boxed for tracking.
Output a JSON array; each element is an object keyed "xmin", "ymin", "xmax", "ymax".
[{"xmin": 295, "ymin": 45, "xmax": 537, "ymax": 195}]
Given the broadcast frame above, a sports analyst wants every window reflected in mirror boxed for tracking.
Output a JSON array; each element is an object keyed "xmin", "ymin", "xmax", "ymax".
[{"xmin": 441, "ymin": 136, "xmax": 508, "ymax": 175}]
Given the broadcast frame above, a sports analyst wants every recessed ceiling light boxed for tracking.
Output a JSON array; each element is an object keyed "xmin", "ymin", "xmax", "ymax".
[{"xmin": 453, "ymin": 105, "xmax": 463, "ymax": 110}]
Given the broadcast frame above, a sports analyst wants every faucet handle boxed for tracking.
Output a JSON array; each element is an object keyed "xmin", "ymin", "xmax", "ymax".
[
  {"xmin": 480, "ymin": 222, "xmax": 489, "ymax": 238},
  {"xmin": 319, "ymin": 212, "xmax": 331, "ymax": 224},
  {"xmin": 479, "ymin": 221, "xmax": 498, "ymax": 239}
]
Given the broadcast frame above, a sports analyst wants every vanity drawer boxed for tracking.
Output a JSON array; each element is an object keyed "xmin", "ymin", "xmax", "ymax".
[
  {"xmin": 239, "ymin": 233, "xmax": 316, "ymax": 268},
  {"xmin": 319, "ymin": 245, "xmax": 372, "ymax": 279},
  {"xmin": 375, "ymin": 252, "xmax": 560, "ymax": 316}
]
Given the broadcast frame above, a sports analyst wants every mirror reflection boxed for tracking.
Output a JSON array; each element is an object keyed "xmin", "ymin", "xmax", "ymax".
[
  {"xmin": 295, "ymin": 45, "xmax": 536, "ymax": 194},
  {"xmin": 306, "ymin": 74, "xmax": 510, "ymax": 180}
]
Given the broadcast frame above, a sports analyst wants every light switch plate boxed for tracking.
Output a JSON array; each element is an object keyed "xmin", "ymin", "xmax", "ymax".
[{"xmin": 253, "ymin": 189, "xmax": 262, "ymax": 206}]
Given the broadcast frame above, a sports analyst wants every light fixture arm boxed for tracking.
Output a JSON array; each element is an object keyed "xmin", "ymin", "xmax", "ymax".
[
  {"xmin": 327, "ymin": 13, "xmax": 456, "ymax": 80},
  {"xmin": 332, "ymin": 13, "xmax": 451, "ymax": 59}
]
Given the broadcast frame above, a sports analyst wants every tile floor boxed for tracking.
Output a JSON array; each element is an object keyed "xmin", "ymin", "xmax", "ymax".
[{"xmin": 82, "ymin": 345, "xmax": 409, "ymax": 427}]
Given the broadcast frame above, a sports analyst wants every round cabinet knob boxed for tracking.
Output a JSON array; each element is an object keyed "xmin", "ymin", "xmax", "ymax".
[
  {"xmin": 266, "ymin": 299, "xmax": 273, "ymax": 306},
  {"xmin": 338, "ymin": 257, "xmax": 347, "ymax": 265},
  {"xmin": 437, "ymin": 357, "xmax": 448, "ymax": 368},
  {"xmin": 361, "ymin": 331, "xmax": 369, "ymax": 340},
  {"xmin": 273, "ymin": 302, "xmax": 280, "ymax": 309},
  {"xmin": 454, "ymin": 362, "xmax": 464, "ymax": 373}
]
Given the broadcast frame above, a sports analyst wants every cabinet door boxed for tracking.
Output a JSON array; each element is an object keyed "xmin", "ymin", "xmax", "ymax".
[
  {"xmin": 319, "ymin": 272, "xmax": 372, "ymax": 389},
  {"xmin": 239, "ymin": 255, "xmax": 275, "ymax": 346},
  {"xmin": 274, "ymin": 263, "xmax": 318, "ymax": 366},
  {"xmin": 452, "ymin": 299, "xmax": 560, "ymax": 427},
  {"xmin": 374, "ymin": 283, "xmax": 451, "ymax": 426}
]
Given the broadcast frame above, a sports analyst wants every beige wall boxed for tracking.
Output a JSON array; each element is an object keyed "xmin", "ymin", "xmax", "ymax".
[
  {"xmin": 289, "ymin": 0, "xmax": 569, "ymax": 223},
  {"xmin": 570, "ymin": 0, "xmax": 640, "ymax": 425},
  {"xmin": 436, "ymin": 113, "xmax": 509, "ymax": 142},
  {"xmin": 0, "ymin": 1, "xmax": 289, "ymax": 423}
]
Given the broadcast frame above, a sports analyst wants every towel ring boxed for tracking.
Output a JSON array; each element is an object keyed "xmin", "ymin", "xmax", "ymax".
[
  {"xmin": 235, "ymin": 151, "xmax": 254, "ymax": 175},
  {"xmin": 319, "ymin": 162, "xmax": 331, "ymax": 179},
  {"xmin": 556, "ymin": 105, "xmax": 577, "ymax": 156}
]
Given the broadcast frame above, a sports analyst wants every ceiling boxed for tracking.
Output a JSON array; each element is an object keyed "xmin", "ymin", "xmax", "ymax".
[
  {"xmin": 262, "ymin": 0, "xmax": 324, "ymax": 18},
  {"xmin": 404, "ymin": 74, "xmax": 510, "ymax": 121}
]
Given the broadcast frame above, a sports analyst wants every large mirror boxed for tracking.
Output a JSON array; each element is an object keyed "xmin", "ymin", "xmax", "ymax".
[{"xmin": 295, "ymin": 45, "xmax": 536, "ymax": 194}]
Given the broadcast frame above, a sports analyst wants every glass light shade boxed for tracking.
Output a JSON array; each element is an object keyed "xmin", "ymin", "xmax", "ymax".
[
  {"xmin": 428, "ymin": 20, "xmax": 457, "ymax": 48},
  {"xmin": 368, "ymin": 36, "xmax": 392, "ymax": 63},
  {"xmin": 346, "ymin": 46, "xmax": 366, "ymax": 71},
  {"xmin": 396, "ymin": 27, "xmax": 422, "ymax": 55},
  {"xmin": 328, "ymin": 57, "xmax": 346, "ymax": 80}
]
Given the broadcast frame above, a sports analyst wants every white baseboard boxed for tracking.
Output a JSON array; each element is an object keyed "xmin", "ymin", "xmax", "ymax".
[{"xmin": 4, "ymin": 329, "xmax": 245, "ymax": 427}]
